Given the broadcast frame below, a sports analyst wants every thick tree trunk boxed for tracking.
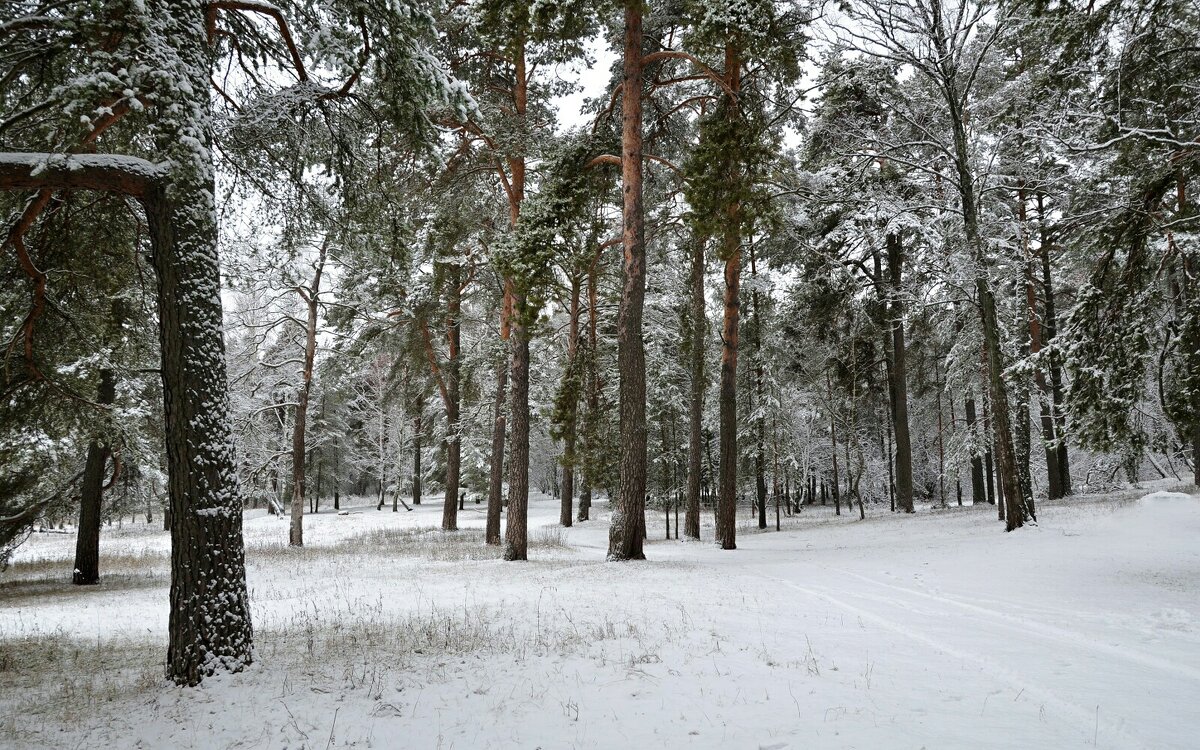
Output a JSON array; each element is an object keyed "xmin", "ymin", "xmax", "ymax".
[
  {"xmin": 685, "ymin": 235, "xmax": 705, "ymax": 539},
  {"xmin": 885, "ymin": 233, "xmax": 915, "ymax": 513},
  {"xmin": 73, "ymin": 368, "xmax": 116, "ymax": 585},
  {"xmin": 608, "ymin": 1, "xmax": 647, "ymax": 560},
  {"xmin": 500, "ymin": 39, "xmax": 536, "ymax": 558},
  {"xmin": 148, "ymin": 10, "xmax": 253, "ymax": 685},
  {"xmin": 442, "ymin": 263, "xmax": 462, "ymax": 531},
  {"xmin": 490, "ymin": 35, "xmax": 529, "ymax": 544},
  {"xmin": 715, "ymin": 43, "xmax": 743, "ymax": 552},
  {"xmin": 716, "ymin": 245, "xmax": 741, "ymax": 549},
  {"xmin": 290, "ymin": 242, "xmax": 324, "ymax": 547},
  {"xmin": 505, "ymin": 310, "xmax": 531, "ymax": 561}
]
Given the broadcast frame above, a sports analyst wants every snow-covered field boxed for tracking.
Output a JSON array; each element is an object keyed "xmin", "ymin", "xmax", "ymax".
[{"xmin": 2, "ymin": 485, "xmax": 1199, "ymax": 749}]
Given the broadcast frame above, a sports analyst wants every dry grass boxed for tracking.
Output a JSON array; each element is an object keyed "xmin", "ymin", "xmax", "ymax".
[
  {"xmin": 0, "ymin": 569, "xmax": 659, "ymax": 745},
  {"xmin": 0, "ymin": 629, "xmax": 162, "ymax": 739},
  {"xmin": 0, "ymin": 549, "xmax": 168, "ymax": 606}
]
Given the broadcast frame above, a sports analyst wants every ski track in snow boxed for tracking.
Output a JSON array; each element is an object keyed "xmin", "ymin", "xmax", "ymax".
[
  {"xmin": 840, "ymin": 568, "xmax": 1200, "ymax": 684},
  {"xmin": 753, "ymin": 571, "xmax": 1133, "ymax": 749}
]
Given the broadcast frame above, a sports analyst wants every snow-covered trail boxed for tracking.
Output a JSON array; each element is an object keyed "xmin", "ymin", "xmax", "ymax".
[
  {"xmin": 559, "ymin": 490, "xmax": 1200, "ymax": 749},
  {"xmin": 2, "ymin": 487, "xmax": 1198, "ymax": 749}
]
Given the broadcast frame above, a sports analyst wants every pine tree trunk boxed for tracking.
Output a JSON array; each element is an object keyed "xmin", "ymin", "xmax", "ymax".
[
  {"xmin": 290, "ymin": 242, "xmax": 324, "ymax": 546},
  {"xmin": 486, "ymin": 354, "xmax": 506, "ymax": 544},
  {"xmin": 716, "ymin": 244, "xmax": 741, "ymax": 550},
  {"xmin": 685, "ymin": 235, "xmax": 705, "ymax": 539},
  {"xmin": 73, "ymin": 368, "xmax": 115, "ymax": 585},
  {"xmin": 412, "ymin": 412, "xmax": 422, "ymax": 506},
  {"xmin": 965, "ymin": 396, "xmax": 987, "ymax": 504},
  {"xmin": 934, "ymin": 19, "xmax": 1031, "ymax": 527},
  {"xmin": 608, "ymin": 0, "xmax": 648, "ymax": 560},
  {"xmin": 1027, "ymin": 255, "xmax": 1062, "ymax": 499},
  {"xmin": 935, "ymin": 358, "xmax": 947, "ymax": 507},
  {"xmin": 442, "ymin": 263, "xmax": 462, "ymax": 531},
  {"xmin": 1036, "ymin": 193, "xmax": 1071, "ymax": 495},
  {"xmin": 980, "ymin": 280, "xmax": 1034, "ymax": 530},
  {"xmin": 561, "ymin": 277, "xmax": 581, "ymax": 527},
  {"xmin": 715, "ymin": 43, "xmax": 743, "ymax": 552},
  {"xmin": 333, "ymin": 446, "xmax": 340, "ymax": 511},
  {"xmin": 885, "ymin": 393, "xmax": 896, "ymax": 512},
  {"xmin": 827, "ymin": 370, "xmax": 841, "ymax": 516},
  {"xmin": 579, "ymin": 262, "xmax": 600, "ymax": 522},
  {"xmin": 1013, "ymin": 287, "xmax": 1034, "ymax": 508},
  {"xmin": 886, "ymin": 233, "xmax": 915, "ymax": 513},
  {"xmin": 505, "ymin": 308, "xmax": 531, "ymax": 560},
  {"xmin": 751, "ymin": 244, "xmax": 767, "ymax": 531},
  {"xmin": 150, "ymin": 7, "xmax": 252, "ymax": 684}
]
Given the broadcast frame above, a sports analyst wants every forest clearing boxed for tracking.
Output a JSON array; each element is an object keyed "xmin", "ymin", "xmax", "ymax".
[
  {"xmin": 2, "ymin": 0, "xmax": 1198, "ymax": 746},
  {"xmin": 3, "ymin": 486, "xmax": 1198, "ymax": 749}
]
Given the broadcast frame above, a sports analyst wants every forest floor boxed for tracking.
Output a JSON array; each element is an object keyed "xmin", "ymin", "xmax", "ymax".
[{"xmin": 2, "ymin": 482, "xmax": 1199, "ymax": 749}]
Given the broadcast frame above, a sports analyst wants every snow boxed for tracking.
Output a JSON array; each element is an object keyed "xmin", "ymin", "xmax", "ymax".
[
  {"xmin": 0, "ymin": 151, "xmax": 167, "ymax": 180},
  {"xmin": 2, "ymin": 485, "xmax": 1199, "ymax": 748}
]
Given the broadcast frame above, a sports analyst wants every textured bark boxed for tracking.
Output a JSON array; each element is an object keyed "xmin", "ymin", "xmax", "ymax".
[
  {"xmin": 289, "ymin": 242, "xmax": 325, "ymax": 547},
  {"xmin": 73, "ymin": 367, "xmax": 116, "ymax": 585},
  {"xmin": 1013, "ymin": 199, "xmax": 1035, "ymax": 507},
  {"xmin": 489, "ymin": 33, "xmax": 530, "ymax": 546},
  {"xmin": 715, "ymin": 42, "xmax": 743, "ymax": 552},
  {"xmin": 685, "ymin": 235, "xmax": 705, "ymax": 539},
  {"xmin": 885, "ymin": 233, "xmax": 914, "ymax": 513},
  {"xmin": 716, "ymin": 240, "xmax": 741, "ymax": 549},
  {"xmin": 504, "ymin": 310, "xmax": 530, "ymax": 561},
  {"xmin": 0, "ymin": 154, "xmax": 165, "ymax": 197},
  {"xmin": 442, "ymin": 262, "xmax": 462, "ymax": 531},
  {"xmin": 608, "ymin": 1, "xmax": 647, "ymax": 560},
  {"xmin": 151, "ymin": 8, "xmax": 253, "ymax": 685}
]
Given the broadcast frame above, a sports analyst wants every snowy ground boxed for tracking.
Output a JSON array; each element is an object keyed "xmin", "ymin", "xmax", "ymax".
[{"xmin": 2, "ymin": 484, "xmax": 1199, "ymax": 749}]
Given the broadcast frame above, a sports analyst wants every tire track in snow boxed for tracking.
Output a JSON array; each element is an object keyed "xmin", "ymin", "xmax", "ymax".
[
  {"xmin": 749, "ymin": 567, "xmax": 1151, "ymax": 750},
  {"xmin": 837, "ymin": 569, "xmax": 1200, "ymax": 684}
]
